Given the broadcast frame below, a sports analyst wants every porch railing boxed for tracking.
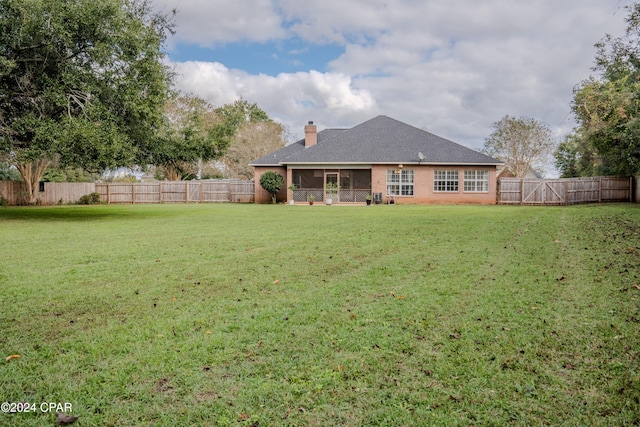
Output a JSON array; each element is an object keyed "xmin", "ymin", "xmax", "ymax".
[{"xmin": 292, "ymin": 189, "xmax": 371, "ymax": 203}]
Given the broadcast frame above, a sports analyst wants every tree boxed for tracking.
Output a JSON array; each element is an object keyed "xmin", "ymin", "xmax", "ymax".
[
  {"xmin": 259, "ymin": 171, "xmax": 284, "ymax": 204},
  {"xmin": 563, "ymin": 3, "xmax": 640, "ymax": 176},
  {"xmin": 216, "ymin": 99, "xmax": 285, "ymax": 180},
  {"xmin": 0, "ymin": 0, "xmax": 174, "ymax": 203},
  {"xmin": 554, "ymin": 130, "xmax": 600, "ymax": 177},
  {"xmin": 42, "ymin": 166, "xmax": 97, "ymax": 183},
  {"xmin": 482, "ymin": 115, "xmax": 555, "ymax": 177},
  {"xmin": 151, "ymin": 95, "xmax": 231, "ymax": 180},
  {"xmin": 215, "ymin": 99, "xmax": 270, "ymax": 130},
  {"xmin": 221, "ymin": 120, "xmax": 285, "ymax": 180}
]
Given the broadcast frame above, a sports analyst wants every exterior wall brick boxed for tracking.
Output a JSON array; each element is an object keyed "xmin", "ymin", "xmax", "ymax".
[
  {"xmin": 255, "ymin": 164, "xmax": 497, "ymax": 204},
  {"xmin": 371, "ymin": 164, "xmax": 497, "ymax": 204}
]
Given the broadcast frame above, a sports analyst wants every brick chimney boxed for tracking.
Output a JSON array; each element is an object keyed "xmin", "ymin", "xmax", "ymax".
[{"xmin": 304, "ymin": 121, "xmax": 317, "ymax": 147}]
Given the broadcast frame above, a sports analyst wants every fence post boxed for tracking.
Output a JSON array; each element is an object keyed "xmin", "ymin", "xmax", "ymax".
[
  {"xmin": 107, "ymin": 183, "xmax": 111, "ymax": 204},
  {"xmin": 185, "ymin": 182, "xmax": 189, "ymax": 203},
  {"xmin": 564, "ymin": 180, "xmax": 569, "ymax": 205},
  {"xmin": 200, "ymin": 181, "xmax": 204, "ymax": 202},
  {"xmin": 598, "ymin": 176, "xmax": 602, "ymax": 203},
  {"xmin": 520, "ymin": 178, "xmax": 524, "ymax": 205}
]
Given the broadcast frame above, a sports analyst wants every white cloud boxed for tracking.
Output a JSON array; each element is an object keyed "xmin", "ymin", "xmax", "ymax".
[
  {"xmin": 156, "ymin": 0, "xmax": 630, "ymax": 176},
  {"xmin": 157, "ymin": 0, "xmax": 285, "ymax": 47},
  {"xmin": 170, "ymin": 61, "xmax": 378, "ymax": 133}
]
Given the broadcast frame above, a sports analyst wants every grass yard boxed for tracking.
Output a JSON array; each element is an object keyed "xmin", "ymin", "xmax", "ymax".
[{"xmin": 0, "ymin": 203, "xmax": 639, "ymax": 426}]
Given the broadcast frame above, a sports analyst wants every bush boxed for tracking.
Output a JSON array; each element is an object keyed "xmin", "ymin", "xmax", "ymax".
[
  {"xmin": 78, "ymin": 192, "xmax": 101, "ymax": 205},
  {"xmin": 259, "ymin": 171, "xmax": 284, "ymax": 204}
]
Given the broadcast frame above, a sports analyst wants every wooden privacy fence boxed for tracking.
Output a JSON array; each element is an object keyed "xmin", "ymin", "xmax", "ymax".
[
  {"xmin": 0, "ymin": 180, "xmax": 254, "ymax": 205},
  {"xmin": 498, "ymin": 176, "xmax": 633, "ymax": 205},
  {"xmin": 0, "ymin": 182, "xmax": 95, "ymax": 205},
  {"xmin": 95, "ymin": 180, "xmax": 254, "ymax": 204}
]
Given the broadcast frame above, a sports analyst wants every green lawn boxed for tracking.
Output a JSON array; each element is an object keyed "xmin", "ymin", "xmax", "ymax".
[{"xmin": 1, "ymin": 203, "xmax": 639, "ymax": 426}]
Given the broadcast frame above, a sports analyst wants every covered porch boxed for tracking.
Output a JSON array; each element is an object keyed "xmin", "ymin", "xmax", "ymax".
[{"xmin": 289, "ymin": 167, "xmax": 372, "ymax": 203}]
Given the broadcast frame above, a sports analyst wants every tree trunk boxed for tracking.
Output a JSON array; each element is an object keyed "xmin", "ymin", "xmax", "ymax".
[
  {"xmin": 15, "ymin": 159, "xmax": 50, "ymax": 204},
  {"xmin": 165, "ymin": 165, "xmax": 183, "ymax": 181}
]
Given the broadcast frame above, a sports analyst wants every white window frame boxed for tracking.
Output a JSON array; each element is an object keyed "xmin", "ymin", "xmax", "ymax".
[
  {"xmin": 463, "ymin": 170, "xmax": 489, "ymax": 192},
  {"xmin": 386, "ymin": 169, "xmax": 414, "ymax": 196},
  {"xmin": 434, "ymin": 170, "xmax": 459, "ymax": 192}
]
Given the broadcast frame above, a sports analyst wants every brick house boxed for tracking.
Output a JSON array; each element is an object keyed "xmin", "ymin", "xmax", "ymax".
[{"xmin": 250, "ymin": 115, "xmax": 502, "ymax": 204}]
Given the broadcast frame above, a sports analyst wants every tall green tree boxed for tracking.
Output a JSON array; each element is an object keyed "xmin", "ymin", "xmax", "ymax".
[
  {"xmin": 215, "ymin": 99, "xmax": 270, "ymax": 131},
  {"xmin": 561, "ymin": 2, "xmax": 640, "ymax": 177},
  {"xmin": 0, "ymin": 0, "xmax": 174, "ymax": 202},
  {"xmin": 482, "ymin": 115, "xmax": 555, "ymax": 177},
  {"xmin": 215, "ymin": 99, "xmax": 284, "ymax": 180},
  {"xmin": 555, "ymin": 130, "xmax": 600, "ymax": 178},
  {"xmin": 151, "ymin": 95, "xmax": 231, "ymax": 181}
]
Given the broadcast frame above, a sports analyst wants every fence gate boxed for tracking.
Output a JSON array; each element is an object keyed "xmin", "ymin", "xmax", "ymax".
[{"xmin": 521, "ymin": 180, "xmax": 565, "ymax": 205}]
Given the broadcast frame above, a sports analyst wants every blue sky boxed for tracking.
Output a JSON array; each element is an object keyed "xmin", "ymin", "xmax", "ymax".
[
  {"xmin": 155, "ymin": 0, "xmax": 629, "ymax": 176},
  {"xmin": 168, "ymin": 39, "xmax": 344, "ymax": 75}
]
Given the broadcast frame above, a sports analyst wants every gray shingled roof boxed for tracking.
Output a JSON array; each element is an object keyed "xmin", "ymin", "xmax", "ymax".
[
  {"xmin": 249, "ymin": 128, "xmax": 346, "ymax": 166},
  {"xmin": 250, "ymin": 115, "xmax": 501, "ymax": 166}
]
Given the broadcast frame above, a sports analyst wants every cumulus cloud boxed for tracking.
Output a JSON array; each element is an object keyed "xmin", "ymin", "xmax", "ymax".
[
  {"xmin": 159, "ymin": 0, "xmax": 285, "ymax": 47},
  {"xmin": 170, "ymin": 61, "xmax": 378, "ymax": 132}
]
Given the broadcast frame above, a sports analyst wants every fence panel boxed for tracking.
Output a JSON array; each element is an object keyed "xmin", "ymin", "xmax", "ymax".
[
  {"xmin": 96, "ymin": 183, "xmax": 133, "ymax": 204},
  {"xmin": 566, "ymin": 178, "xmax": 599, "ymax": 204},
  {"xmin": 160, "ymin": 182, "xmax": 187, "ymax": 203},
  {"xmin": 134, "ymin": 183, "xmax": 161, "ymax": 203},
  {"xmin": 95, "ymin": 180, "xmax": 254, "ymax": 204},
  {"xmin": 41, "ymin": 182, "xmax": 95, "ymax": 204},
  {"xmin": 203, "ymin": 181, "xmax": 229, "ymax": 202},
  {"xmin": 496, "ymin": 179, "xmax": 522, "ymax": 204},
  {"xmin": 0, "ymin": 181, "xmax": 23, "ymax": 205},
  {"xmin": 498, "ymin": 176, "xmax": 631, "ymax": 205},
  {"xmin": 602, "ymin": 177, "xmax": 632, "ymax": 201},
  {"xmin": 229, "ymin": 181, "xmax": 254, "ymax": 203}
]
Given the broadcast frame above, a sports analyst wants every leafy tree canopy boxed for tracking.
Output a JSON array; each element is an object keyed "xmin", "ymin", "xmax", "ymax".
[
  {"xmin": 150, "ymin": 94, "xmax": 232, "ymax": 180},
  {"xmin": 215, "ymin": 99, "xmax": 285, "ymax": 180},
  {"xmin": 559, "ymin": 2, "xmax": 640, "ymax": 176},
  {"xmin": 483, "ymin": 115, "xmax": 555, "ymax": 178},
  {"xmin": 221, "ymin": 120, "xmax": 285, "ymax": 180},
  {"xmin": 215, "ymin": 99, "xmax": 271, "ymax": 133},
  {"xmin": 0, "ymin": 0, "xmax": 174, "ymax": 201}
]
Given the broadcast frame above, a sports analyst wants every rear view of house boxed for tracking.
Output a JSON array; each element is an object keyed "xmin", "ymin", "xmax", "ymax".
[{"xmin": 250, "ymin": 115, "xmax": 502, "ymax": 204}]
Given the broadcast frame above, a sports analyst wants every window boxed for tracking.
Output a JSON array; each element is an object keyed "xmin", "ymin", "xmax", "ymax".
[
  {"xmin": 386, "ymin": 169, "xmax": 414, "ymax": 196},
  {"xmin": 434, "ymin": 170, "xmax": 459, "ymax": 192},
  {"xmin": 464, "ymin": 170, "xmax": 489, "ymax": 192},
  {"xmin": 292, "ymin": 169, "xmax": 323, "ymax": 188}
]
